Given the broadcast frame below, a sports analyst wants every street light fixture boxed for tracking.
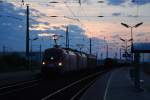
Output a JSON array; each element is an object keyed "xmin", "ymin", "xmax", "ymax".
[
  {"xmin": 120, "ymin": 37, "xmax": 132, "ymax": 60},
  {"xmin": 98, "ymin": 1, "xmax": 104, "ymax": 3},
  {"xmin": 120, "ymin": 37, "xmax": 125, "ymax": 42},
  {"xmin": 134, "ymin": 22, "xmax": 143, "ymax": 28},
  {"xmin": 121, "ymin": 23, "xmax": 129, "ymax": 28},
  {"xmin": 49, "ymin": 16, "xmax": 58, "ymax": 17},
  {"xmin": 32, "ymin": 37, "xmax": 38, "ymax": 41},
  {"xmin": 97, "ymin": 15, "xmax": 104, "ymax": 17},
  {"xmin": 49, "ymin": 1, "xmax": 60, "ymax": 3}
]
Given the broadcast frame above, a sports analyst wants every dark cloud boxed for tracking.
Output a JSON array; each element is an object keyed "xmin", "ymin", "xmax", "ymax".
[
  {"xmin": 112, "ymin": 12, "xmax": 122, "ymax": 16},
  {"xmin": 112, "ymin": 34, "xmax": 120, "ymax": 39},
  {"xmin": 30, "ymin": 8, "xmax": 48, "ymax": 18},
  {"xmin": 35, "ymin": 24, "xmax": 89, "ymax": 50},
  {"xmin": 136, "ymin": 33, "xmax": 144, "ymax": 36},
  {"xmin": 127, "ymin": 14, "xmax": 139, "ymax": 18},
  {"xmin": 52, "ymin": 26, "xmax": 61, "ymax": 30},
  {"xmin": 68, "ymin": 24, "xmax": 85, "ymax": 33},
  {"xmin": 131, "ymin": 0, "xmax": 150, "ymax": 5},
  {"xmin": 0, "ymin": 1, "xmax": 52, "ymax": 51},
  {"xmin": 136, "ymin": 32, "xmax": 149, "ymax": 36},
  {"xmin": 107, "ymin": 0, "xmax": 126, "ymax": 5}
]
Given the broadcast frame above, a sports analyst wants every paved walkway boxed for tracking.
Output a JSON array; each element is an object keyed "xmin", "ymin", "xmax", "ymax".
[{"xmin": 80, "ymin": 68, "xmax": 150, "ymax": 100}]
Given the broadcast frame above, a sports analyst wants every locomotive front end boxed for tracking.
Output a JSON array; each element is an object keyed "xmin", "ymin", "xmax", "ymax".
[{"xmin": 41, "ymin": 48, "xmax": 64, "ymax": 75}]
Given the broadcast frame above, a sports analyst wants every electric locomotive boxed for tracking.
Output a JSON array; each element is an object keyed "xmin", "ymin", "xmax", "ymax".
[
  {"xmin": 41, "ymin": 47, "xmax": 97, "ymax": 75},
  {"xmin": 41, "ymin": 47, "xmax": 65, "ymax": 75}
]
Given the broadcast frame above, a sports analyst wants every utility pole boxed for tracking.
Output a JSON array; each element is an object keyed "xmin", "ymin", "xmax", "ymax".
[
  {"xmin": 66, "ymin": 26, "xmax": 69, "ymax": 49},
  {"xmin": 0, "ymin": 0, "xmax": 3, "ymax": 12},
  {"xmin": 26, "ymin": 4, "xmax": 29, "ymax": 59},
  {"xmin": 54, "ymin": 38, "xmax": 57, "ymax": 46},
  {"xmin": 96, "ymin": 52, "xmax": 98, "ymax": 59},
  {"xmin": 3, "ymin": 45, "xmax": 6, "ymax": 55},
  {"xmin": 106, "ymin": 44, "xmax": 108, "ymax": 58},
  {"xmin": 104, "ymin": 37, "xmax": 108, "ymax": 58},
  {"xmin": 142, "ymin": 53, "xmax": 144, "ymax": 63},
  {"xmin": 120, "ymin": 48, "xmax": 122, "ymax": 60},
  {"xmin": 90, "ymin": 38, "xmax": 91, "ymax": 54},
  {"xmin": 101, "ymin": 53, "xmax": 103, "ymax": 60},
  {"xmin": 115, "ymin": 52, "xmax": 117, "ymax": 59},
  {"xmin": 125, "ymin": 40, "xmax": 128, "ymax": 61},
  {"xmin": 39, "ymin": 44, "xmax": 42, "ymax": 62},
  {"xmin": 26, "ymin": 4, "xmax": 30, "ymax": 70}
]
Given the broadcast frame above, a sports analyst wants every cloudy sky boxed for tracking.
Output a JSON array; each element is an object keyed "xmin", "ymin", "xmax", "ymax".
[
  {"xmin": 0, "ymin": 0, "xmax": 150, "ymax": 59},
  {"xmin": 13, "ymin": 0, "xmax": 150, "ymax": 41}
]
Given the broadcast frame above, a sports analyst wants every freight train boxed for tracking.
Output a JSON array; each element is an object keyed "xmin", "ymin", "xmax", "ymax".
[{"xmin": 41, "ymin": 47, "xmax": 97, "ymax": 75}]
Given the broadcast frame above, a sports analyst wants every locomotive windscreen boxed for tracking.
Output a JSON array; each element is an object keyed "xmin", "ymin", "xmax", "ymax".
[{"xmin": 43, "ymin": 48, "xmax": 63, "ymax": 61}]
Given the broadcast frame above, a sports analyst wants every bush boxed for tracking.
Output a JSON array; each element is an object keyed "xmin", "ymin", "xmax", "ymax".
[{"xmin": 0, "ymin": 54, "xmax": 28, "ymax": 71}]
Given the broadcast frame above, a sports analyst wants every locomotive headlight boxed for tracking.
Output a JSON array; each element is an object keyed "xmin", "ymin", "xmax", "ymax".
[
  {"xmin": 42, "ymin": 62, "xmax": 45, "ymax": 65},
  {"xmin": 50, "ymin": 57, "xmax": 54, "ymax": 60},
  {"xmin": 58, "ymin": 62, "xmax": 62, "ymax": 66}
]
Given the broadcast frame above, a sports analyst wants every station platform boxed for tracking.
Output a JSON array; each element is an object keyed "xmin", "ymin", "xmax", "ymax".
[{"xmin": 80, "ymin": 68, "xmax": 150, "ymax": 100}]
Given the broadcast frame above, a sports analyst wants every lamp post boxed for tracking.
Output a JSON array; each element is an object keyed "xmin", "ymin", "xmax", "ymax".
[
  {"xmin": 89, "ymin": 38, "xmax": 92, "ymax": 54},
  {"xmin": 121, "ymin": 22, "xmax": 143, "ymax": 90},
  {"xmin": 121, "ymin": 22, "xmax": 143, "ymax": 52},
  {"xmin": 120, "ymin": 48, "xmax": 122, "ymax": 60},
  {"xmin": 120, "ymin": 37, "xmax": 131, "ymax": 61}
]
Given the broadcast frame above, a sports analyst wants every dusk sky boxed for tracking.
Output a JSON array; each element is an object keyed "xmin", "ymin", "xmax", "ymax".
[
  {"xmin": 17, "ymin": 0, "xmax": 150, "ymax": 40},
  {"xmin": 0, "ymin": 0, "xmax": 150, "ymax": 59}
]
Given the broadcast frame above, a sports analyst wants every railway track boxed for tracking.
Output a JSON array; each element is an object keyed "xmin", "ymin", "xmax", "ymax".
[
  {"xmin": 0, "ymin": 79, "xmax": 41, "ymax": 96},
  {"xmin": 41, "ymin": 71, "xmax": 106, "ymax": 100},
  {"xmin": 0, "ymin": 70, "xmax": 108, "ymax": 100}
]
